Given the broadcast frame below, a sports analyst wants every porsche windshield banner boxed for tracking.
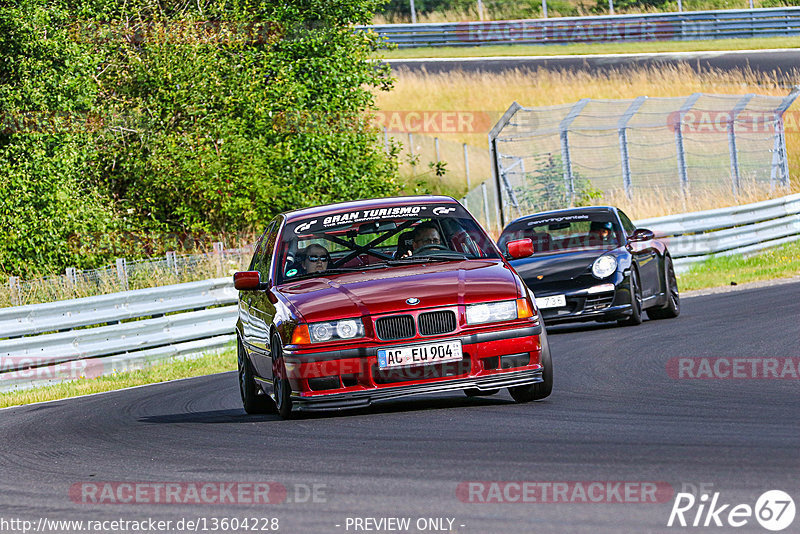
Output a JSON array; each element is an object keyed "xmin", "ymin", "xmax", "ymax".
[{"xmin": 292, "ymin": 204, "xmax": 467, "ymax": 235}]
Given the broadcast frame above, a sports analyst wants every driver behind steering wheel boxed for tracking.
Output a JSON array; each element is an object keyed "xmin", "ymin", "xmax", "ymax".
[{"xmin": 411, "ymin": 222, "xmax": 445, "ymax": 255}]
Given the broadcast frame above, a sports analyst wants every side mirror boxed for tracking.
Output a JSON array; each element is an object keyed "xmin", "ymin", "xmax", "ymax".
[
  {"xmin": 628, "ymin": 228, "xmax": 655, "ymax": 243},
  {"xmin": 233, "ymin": 271, "xmax": 264, "ymax": 290},
  {"xmin": 507, "ymin": 238, "xmax": 534, "ymax": 259}
]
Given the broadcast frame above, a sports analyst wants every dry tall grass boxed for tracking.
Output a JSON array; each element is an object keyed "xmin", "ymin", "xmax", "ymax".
[{"xmin": 375, "ymin": 64, "xmax": 800, "ymax": 219}]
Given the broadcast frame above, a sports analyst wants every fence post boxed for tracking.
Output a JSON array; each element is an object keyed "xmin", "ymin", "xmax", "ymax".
[
  {"xmin": 408, "ymin": 133, "xmax": 414, "ymax": 158},
  {"xmin": 771, "ymin": 86, "xmax": 800, "ymax": 189},
  {"xmin": 213, "ymin": 242, "xmax": 225, "ymax": 277},
  {"xmin": 434, "ymin": 137, "xmax": 440, "ymax": 164},
  {"xmin": 489, "ymin": 102, "xmax": 522, "ymax": 229},
  {"xmin": 559, "ymin": 98, "xmax": 590, "ymax": 206},
  {"xmin": 9, "ymin": 276, "xmax": 21, "ymax": 306},
  {"xmin": 166, "ymin": 251, "xmax": 178, "ymax": 275},
  {"xmin": 618, "ymin": 96, "xmax": 647, "ymax": 201},
  {"xmin": 463, "ymin": 143, "xmax": 471, "ymax": 209},
  {"xmin": 727, "ymin": 94, "xmax": 754, "ymax": 200},
  {"xmin": 542, "ymin": 0, "xmax": 548, "ymax": 18},
  {"xmin": 409, "ymin": 0, "xmax": 417, "ymax": 24},
  {"xmin": 65, "ymin": 267, "xmax": 77, "ymax": 288},
  {"xmin": 673, "ymin": 93, "xmax": 701, "ymax": 202},
  {"xmin": 115, "ymin": 258, "xmax": 128, "ymax": 291},
  {"xmin": 481, "ymin": 181, "xmax": 492, "ymax": 232}
]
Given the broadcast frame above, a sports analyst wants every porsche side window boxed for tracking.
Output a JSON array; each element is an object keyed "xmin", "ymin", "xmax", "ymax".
[{"xmin": 618, "ymin": 210, "xmax": 636, "ymax": 236}]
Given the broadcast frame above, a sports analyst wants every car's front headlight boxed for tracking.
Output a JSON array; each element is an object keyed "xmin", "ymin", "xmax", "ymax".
[
  {"xmin": 466, "ymin": 299, "xmax": 532, "ymax": 325},
  {"xmin": 303, "ymin": 319, "xmax": 365, "ymax": 343},
  {"xmin": 591, "ymin": 255, "xmax": 618, "ymax": 279}
]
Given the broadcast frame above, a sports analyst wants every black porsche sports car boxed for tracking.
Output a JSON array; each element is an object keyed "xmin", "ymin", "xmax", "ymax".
[{"xmin": 497, "ymin": 207, "xmax": 680, "ymax": 326}]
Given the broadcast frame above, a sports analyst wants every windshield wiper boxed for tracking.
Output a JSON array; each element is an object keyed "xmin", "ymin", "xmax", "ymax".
[{"xmin": 387, "ymin": 254, "xmax": 467, "ymax": 265}]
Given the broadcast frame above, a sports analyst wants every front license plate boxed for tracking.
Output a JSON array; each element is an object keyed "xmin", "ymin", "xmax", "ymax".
[
  {"xmin": 536, "ymin": 294, "xmax": 567, "ymax": 309},
  {"xmin": 377, "ymin": 340, "xmax": 463, "ymax": 369}
]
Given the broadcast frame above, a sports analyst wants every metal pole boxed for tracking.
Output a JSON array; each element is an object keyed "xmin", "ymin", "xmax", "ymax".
[
  {"xmin": 618, "ymin": 96, "xmax": 647, "ymax": 201},
  {"xmin": 489, "ymin": 103, "xmax": 523, "ymax": 229},
  {"xmin": 434, "ymin": 137, "xmax": 440, "ymax": 163},
  {"xmin": 65, "ymin": 267, "xmax": 77, "ymax": 288},
  {"xmin": 9, "ymin": 276, "xmax": 21, "ymax": 306},
  {"xmin": 463, "ymin": 143, "xmax": 472, "ymax": 191},
  {"xmin": 727, "ymin": 94, "xmax": 754, "ymax": 201},
  {"xmin": 609, "ymin": 0, "xmax": 614, "ymax": 15},
  {"xmin": 410, "ymin": 0, "xmax": 417, "ymax": 24},
  {"xmin": 559, "ymin": 99, "xmax": 590, "ymax": 206},
  {"xmin": 408, "ymin": 132, "xmax": 414, "ymax": 158},
  {"xmin": 477, "ymin": 0, "xmax": 485, "ymax": 21},
  {"xmin": 677, "ymin": 0, "xmax": 682, "ymax": 12},
  {"xmin": 672, "ymin": 93, "xmax": 701, "ymax": 202},
  {"xmin": 771, "ymin": 86, "xmax": 800, "ymax": 188},
  {"xmin": 481, "ymin": 181, "xmax": 492, "ymax": 232},
  {"xmin": 542, "ymin": 0, "xmax": 548, "ymax": 18},
  {"xmin": 116, "ymin": 258, "xmax": 128, "ymax": 291}
]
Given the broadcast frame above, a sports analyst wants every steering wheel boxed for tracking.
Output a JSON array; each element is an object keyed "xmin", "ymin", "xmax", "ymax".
[{"xmin": 414, "ymin": 244, "xmax": 449, "ymax": 255}]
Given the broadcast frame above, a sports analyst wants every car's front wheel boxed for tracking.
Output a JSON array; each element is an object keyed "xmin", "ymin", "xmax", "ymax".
[
  {"xmin": 618, "ymin": 267, "xmax": 643, "ymax": 326},
  {"xmin": 271, "ymin": 333, "xmax": 294, "ymax": 420},
  {"xmin": 509, "ymin": 327, "xmax": 553, "ymax": 403},
  {"xmin": 647, "ymin": 256, "xmax": 680, "ymax": 320},
  {"xmin": 238, "ymin": 336, "xmax": 277, "ymax": 414}
]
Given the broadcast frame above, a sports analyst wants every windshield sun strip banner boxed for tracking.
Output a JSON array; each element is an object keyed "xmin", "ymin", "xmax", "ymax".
[{"xmin": 290, "ymin": 204, "xmax": 466, "ymax": 235}]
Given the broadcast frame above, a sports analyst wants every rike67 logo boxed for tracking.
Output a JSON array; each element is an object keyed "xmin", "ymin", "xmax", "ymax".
[{"xmin": 667, "ymin": 490, "xmax": 795, "ymax": 531}]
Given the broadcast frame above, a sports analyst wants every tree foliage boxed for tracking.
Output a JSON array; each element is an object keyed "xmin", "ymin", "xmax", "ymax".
[{"xmin": 0, "ymin": 0, "xmax": 400, "ymax": 277}]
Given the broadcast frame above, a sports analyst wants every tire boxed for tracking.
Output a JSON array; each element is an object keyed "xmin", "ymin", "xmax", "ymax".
[
  {"xmin": 271, "ymin": 334, "xmax": 294, "ymax": 420},
  {"xmin": 509, "ymin": 326, "xmax": 553, "ymax": 403},
  {"xmin": 647, "ymin": 256, "xmax": 680, "ymax": 320},
  {"xmin": 464, "ymin": 388, "xmax": 499, "ymax": 397},
  {"xmin": 238, "ymin": 336, "xmax": 277, "ymax": 414},
  {"xmin": 618, "ymin": 267, "xmax": 643, "ymax": 326}
]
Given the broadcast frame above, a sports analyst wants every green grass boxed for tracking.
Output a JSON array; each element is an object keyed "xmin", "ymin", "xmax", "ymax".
[
  {"xmin": 677, "ymin": 239, "xmax": 800, "ymax": 291},
  {"xmin": 0, "ymin": 347, "xmax": 237, "ymax": 409},
  {"xmin": 379, "ymin": 36, "xmax": 800, "ymax": 59}
]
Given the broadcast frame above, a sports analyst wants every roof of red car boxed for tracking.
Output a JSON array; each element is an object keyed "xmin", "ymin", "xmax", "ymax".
[{"xmin": 282, "ymin": 195, "xmax": 459, "ymax": 223}]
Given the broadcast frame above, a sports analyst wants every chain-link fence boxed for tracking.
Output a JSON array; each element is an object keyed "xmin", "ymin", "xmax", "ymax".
[
  {"xmin": 3, "ymin": 245, "xmax": 254, "ymax": 308},
  {"xmin": 481, "ymin": 89, "xmax": 799, "ymax": 230}
]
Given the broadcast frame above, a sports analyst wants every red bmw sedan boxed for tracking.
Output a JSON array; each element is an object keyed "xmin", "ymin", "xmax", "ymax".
[{"xmin": 233, "ymin": 196, "xmax": 552, "ymax": 418}]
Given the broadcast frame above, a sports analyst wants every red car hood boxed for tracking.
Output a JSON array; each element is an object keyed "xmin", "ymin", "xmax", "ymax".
[{"xmin": 278, "ymin": 260, "xmax": 520, "ymax": 323}]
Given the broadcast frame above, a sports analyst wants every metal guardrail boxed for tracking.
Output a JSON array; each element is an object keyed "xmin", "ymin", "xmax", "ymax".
[
  {"xmin": 635, "ymin": 193, "xmax": 800, "ymax": 270},
  {"xmin": 365, "ymin": 7, "xmax": 800, "ymax": 47},
  {"xmin": 2, "ymin": 193, "xmax": 798, "ymax": 391}
]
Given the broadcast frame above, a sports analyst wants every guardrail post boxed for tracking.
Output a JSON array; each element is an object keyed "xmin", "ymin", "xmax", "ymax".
[
  {"xmin": 618, "ymin": 96, "xmax": 647, "ymax": 201},
  {"xmin": 560, "ymin": 98, "xmax": 590, "ymax": 206},
  {"xmin": 115, "ymin": 258, "xmax": 128, "ymax": 291},
  {"xmin": 727, "ymin": 94, "xmax": 754, "ymax": 200},
  {"xmin": 213, "ymin": 242, "xmax": 225, "ymax": 277},
  {"xmin": 673, "ymin": 93, "xmax": 701, "ymax": 204},
  {"xmin": 771, "ymin": 86, "xmax": 800, "ymax": 189},
  {"xmin": 9, "ymin": 276, "xmax": 21, "ymax": 306}
]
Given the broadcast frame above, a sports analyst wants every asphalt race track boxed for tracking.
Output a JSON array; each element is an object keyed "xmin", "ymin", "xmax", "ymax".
[
  {"xmin": 1, "ymin": 281, "xmax": 798, "ymax": 533},
  {"xmin": 386, "ymin": 49, "xmax": 800, "ymax": 80}
]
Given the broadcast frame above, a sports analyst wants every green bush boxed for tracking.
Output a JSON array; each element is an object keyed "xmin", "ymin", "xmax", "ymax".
[{"xmin": 0, "ymin": 0, "xmax": 401, "ymax": 277}]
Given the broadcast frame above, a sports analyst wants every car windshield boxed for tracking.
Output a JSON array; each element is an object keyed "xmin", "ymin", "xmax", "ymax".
[
  {"xmin": 276, "ymin": 202, "xmax": 500, "ymax": 283},
  {"xmin": 498, "ymin": 211, "xmax": 623, "ymax": 255}
]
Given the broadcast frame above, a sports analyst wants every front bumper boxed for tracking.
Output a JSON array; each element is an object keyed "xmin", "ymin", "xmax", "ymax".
[
  {"xmin": 257, "ymin": 324, "xmax": 543, "ymax": 411},
  {"xmin": 531, "ymin": 272, "xmax": 633, "ymax": 324}
]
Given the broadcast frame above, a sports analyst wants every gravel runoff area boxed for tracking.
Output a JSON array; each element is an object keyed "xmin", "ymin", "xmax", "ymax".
[{"xmin": 682, "ymin": 275, "xmax": 800, "ymax": 298}]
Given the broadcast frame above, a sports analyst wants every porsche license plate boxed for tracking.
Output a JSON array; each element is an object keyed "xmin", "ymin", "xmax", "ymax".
[
  {"xmin": 377, "ymin": 340, "xmax": 462, "ymax": 369},
  {"xmin": 536, "ymin": 294, "xmax": 567, "ymax": 309}
]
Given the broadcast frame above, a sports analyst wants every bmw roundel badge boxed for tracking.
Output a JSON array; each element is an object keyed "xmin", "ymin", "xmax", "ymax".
[{"xmin": 406, "ymin": 297, "xmax": 420, "ymax": 305}]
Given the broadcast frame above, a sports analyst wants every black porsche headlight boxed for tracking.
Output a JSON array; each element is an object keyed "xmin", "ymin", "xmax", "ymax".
[{"xmin": 591, "ymin": 255, "xmax": 618, "ymax": 279}]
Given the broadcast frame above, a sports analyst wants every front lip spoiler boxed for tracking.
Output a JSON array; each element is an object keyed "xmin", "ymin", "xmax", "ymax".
[
  {"xmin": 254, "ymin": 369, "xmax": 543, "ymax": 411},
  {"xmin": 543, "ymin": 304, "xmax": 631, "ymax": 324}
]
